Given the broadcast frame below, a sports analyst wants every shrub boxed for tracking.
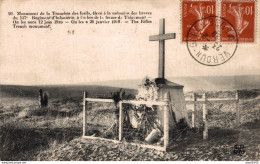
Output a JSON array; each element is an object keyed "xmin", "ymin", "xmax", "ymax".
[{"xmin": 0, "ymin": 123, "xmax": 47, "ymax": 160}]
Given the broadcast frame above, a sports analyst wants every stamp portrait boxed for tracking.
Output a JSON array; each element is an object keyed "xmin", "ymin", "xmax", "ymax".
[
  {"xmin": 221, "ymin": 0, "xmax": 256, "ymax": 42},
  {"xmin": 182, "ymin": 0, "xmax": 217, "ymax": 42}
]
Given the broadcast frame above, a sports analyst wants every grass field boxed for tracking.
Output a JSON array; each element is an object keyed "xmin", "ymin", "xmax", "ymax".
[{"xmin": 0, "ymin": 85, "xmax": 259, "ymax": 161}]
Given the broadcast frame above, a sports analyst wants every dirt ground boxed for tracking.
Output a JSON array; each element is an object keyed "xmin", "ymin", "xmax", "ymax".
[
  {"xmin": 35, "ymin": 127, "xmax": 260, "ymax": 161},
  {"xmin": 0, "ymin": 94, "xmax": 260, "ymax": 161}
]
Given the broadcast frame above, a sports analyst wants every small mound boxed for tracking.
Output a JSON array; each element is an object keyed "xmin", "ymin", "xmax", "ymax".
[
  {"xmin": 36, "ymin": 138, "xmax": 162, "ymax": 161},
  {"xmin": 240, "ymin": 119, "xmax": 260, "ymax": 129},
  {"xmin": 17, "ymin": 107, "xmax": 31, "ymax": 118}
]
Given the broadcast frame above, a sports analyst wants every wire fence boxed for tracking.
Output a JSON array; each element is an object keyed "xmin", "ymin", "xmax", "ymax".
[
  {"xmin": 83, "ymin": 92, "xmax": 240, "ymax": 150},
  {"xmin": 187, "ymin": 101, "xmax": 237, "ymax": 129},
  {"xmin": 83, "ymin": 92, "xmax": 170, "ymax": 151},
  {"xmin": 186, "ymin": 93, "xmax": 239, "ymax": 134},
  {"xmin": 85, "ymin": 101, "xmax": 119, "ymax": 140},
  {"xmin": 121, "ymin": 104, "xmax": 164, "ymax": 146},
  {"xmin": 207, "ymin": 100, "xmax": 237, "ymax": 129}
]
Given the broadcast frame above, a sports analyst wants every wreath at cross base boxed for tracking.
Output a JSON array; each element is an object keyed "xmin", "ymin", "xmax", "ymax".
[{"xmin": 104, "ymin": 77, "xmax": 163, "ymax": 141}]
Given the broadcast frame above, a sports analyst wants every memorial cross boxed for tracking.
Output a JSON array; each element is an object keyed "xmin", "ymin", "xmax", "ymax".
[{"xmin": 149, "ymin": 18, "xmax": 176, "ymax": 80}]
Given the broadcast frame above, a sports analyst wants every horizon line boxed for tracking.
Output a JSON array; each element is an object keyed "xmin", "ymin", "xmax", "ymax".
[{"xmin": 0, "ymin": 74, "xmax": 259, "ymax": 86}]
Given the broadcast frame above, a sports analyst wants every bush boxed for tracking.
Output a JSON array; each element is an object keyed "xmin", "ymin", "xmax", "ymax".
[
  {"xmin": 20, "ymin": 106, "xmax": 81, "ymax": 118},
  {"xmin": 0, "ymin": 122, "xmax": 82, "ymax": 160},
  {"xmin": 0, "ymin": 124, "xmax": 47, "ymax": 160},
  {"xmin": 237, "ymin": 89, "xmax": 260, "ymax": 99},
  {"xmin": 28, "ymin": 107, "xmax": 49, "ymax": 116}
]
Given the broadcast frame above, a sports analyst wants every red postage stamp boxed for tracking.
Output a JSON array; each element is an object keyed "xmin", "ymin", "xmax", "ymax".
[
  {"xmin": 182, "ymin": 0, "xmax": 217, "ymax": 42},
  {"xmin": 221, "ymin": 0, "xmax": 255, "ymax": 42}
]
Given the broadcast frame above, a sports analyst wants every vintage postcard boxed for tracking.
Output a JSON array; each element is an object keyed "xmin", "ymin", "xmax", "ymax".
[{"xmin": 0, "ymin": 0, "xmax": 259, "ymax": 162}]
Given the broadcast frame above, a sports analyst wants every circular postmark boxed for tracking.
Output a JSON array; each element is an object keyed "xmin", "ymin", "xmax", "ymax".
[{"xmin": 186, "ymin": 16, "xmax": 238, "ymax": 66}]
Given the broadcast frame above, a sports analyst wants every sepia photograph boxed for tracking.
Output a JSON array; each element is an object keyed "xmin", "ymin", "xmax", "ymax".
[{"xmin": 0, "ymin": 0, "xmax": 259, "ymax": 162}]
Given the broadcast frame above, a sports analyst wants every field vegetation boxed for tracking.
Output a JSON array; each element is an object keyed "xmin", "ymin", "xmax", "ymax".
[{"xmin": 0, "ymin": 85, "xmax": 259, "ymax": 161}]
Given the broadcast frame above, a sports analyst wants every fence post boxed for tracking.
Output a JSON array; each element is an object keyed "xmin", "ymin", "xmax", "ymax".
[
  {"xmin": 83, "ymin": 91, "xmax": 86, "ymax": 136},
  {"xmin": 235, "ymin": 92, "xmax": 240, "ymax": 127},
  {"xmin": 164, "ymin": 92, "xmax": 170, "ymax": 149},
  {"xmin": 192, "ymin": 93, "xmax": 196, "ymax": 128},
  {"xmin": 203, "ymin": 93, "xmax": 208, "ymax": 140},
  {"xmin": 119, "ymin": 101, "xmax": 123, "ymax": 141}
]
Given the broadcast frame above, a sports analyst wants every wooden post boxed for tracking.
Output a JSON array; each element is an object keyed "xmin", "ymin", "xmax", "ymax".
[
  {"xmin": 235, "ymin": 92, "xmax": 240, "ymax": 127},
  {"xmin": 119, "ymin": 101, "xmax": 123, "ymax": 141},
  {"xmin": 163, "ymin": 92, "xmax": 170, "ymax": 149},
  {"xmin": 192, "ymin": 93, "xmax": 196, "ymax": 128},
  {"xmin": 83, "ymin": 92, "xmax": 87, "ymax": 136},
  {"xmin": 39, "ymin": 89, "xmax": 43, "ymax": 108},
  {"xmin": 203, "ymin": 93, "xmax": 208, "ymax": 140}
]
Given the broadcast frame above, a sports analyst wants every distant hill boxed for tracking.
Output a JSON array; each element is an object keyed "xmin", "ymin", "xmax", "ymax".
[
  {"xmin": 0, "ymin": 85, "xmax": 137, "ymax": 99},
  {"xmin": 1, "ymin": 75, "xmax": 259, "ymax": 99},
  {"xmin": 86, "ymin": 75, "xmax": 260, "ymax": 92},
  {"xmin": 169, "ymin": 75, "xmax": 260, "ymax": 92}
]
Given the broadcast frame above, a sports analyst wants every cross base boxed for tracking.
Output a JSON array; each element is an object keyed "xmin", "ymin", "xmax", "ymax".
[{"xmin": 155, "ymin": 78, "xmax": 166, "ymax": 85}]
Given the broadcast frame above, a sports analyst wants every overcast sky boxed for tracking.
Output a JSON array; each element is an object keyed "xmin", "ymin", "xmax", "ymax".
[{"xmin": 0, "ymin": 0, "xmax": 259, "ymax": 85}]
